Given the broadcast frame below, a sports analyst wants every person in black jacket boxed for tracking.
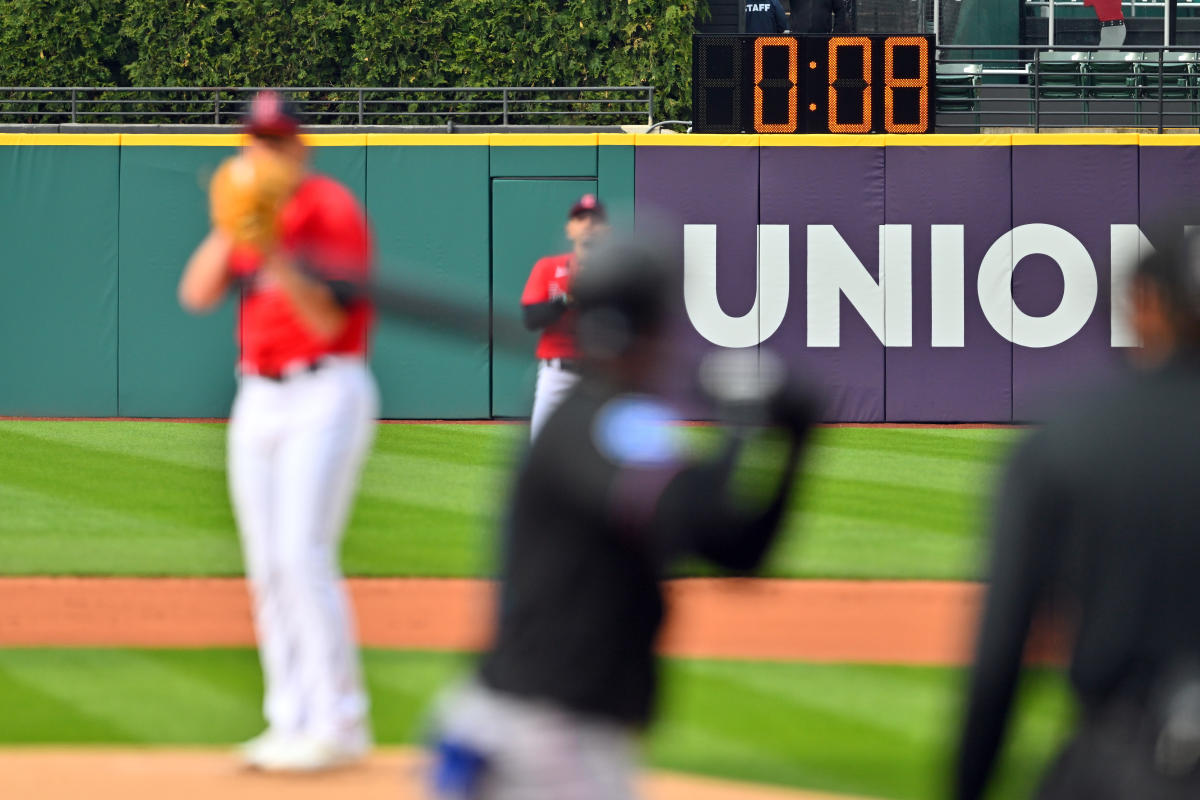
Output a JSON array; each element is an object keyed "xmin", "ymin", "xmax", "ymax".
[
  {"xmin": 789, "ymin": 0, "xmax": 855, "ymax": 33},
  {"xmin": 430, "ymin": 235, "xmax": 817, "ymax": 800},
  {"xmin": 745, "ymin": 0, "xmax": 790, "ymax": 33},
  {"xmin": 955, "ymin": 228, "xmax": 1200, "ymax": 800}
]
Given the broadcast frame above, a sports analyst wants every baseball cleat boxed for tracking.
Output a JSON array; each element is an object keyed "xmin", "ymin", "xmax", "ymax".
[
  {"xmin": 252, "ymin": 732, "xmax": 371, "ymax": 772},
  {"xmin": 238, "ymin": 728, "xmax": 292, "ymax": 768}
]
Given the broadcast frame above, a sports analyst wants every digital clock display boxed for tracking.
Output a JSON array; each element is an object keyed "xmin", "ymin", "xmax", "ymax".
[{"xmin": 693, "ymin": 34, "xmax": 935, "ymax": 134}]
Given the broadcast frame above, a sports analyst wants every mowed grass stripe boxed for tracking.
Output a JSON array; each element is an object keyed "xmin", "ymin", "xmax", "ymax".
[
  {"xmin": 0, "ymin": 481, "xmax": 243, "ymax": 575},
  {"xmin": 372, "ymin": 423, "xmax": 521, "ymax": 467},
  {"xmin": 0, "ymin": 420, "xmax": 228, "ymax": 471},
  {"xmin": 0, "ymin": 427, "xmax": 231, "ymax": 528},
  {"xmin": 360, "ymin": 450, "xmax": 508, "ymax": 514},
  {"xmin": 0, "ymin": 675, "xmax": 129, "ymax": 743},
  {"xmin": 804, "ymin": 442, "xmax": 999, "ymax": 495},
  {"xmin": 821, "ymin": 427, "xmax": 1015, "ymax": 461},
  {"xmin": 653, "ymin": 660, "xmax": 1070, "ymax": 800},
  {"xmin": 0, "ymin": 649, "xmax": 260, "ymax": 743},
  {"xmin": 769, "ymin": 513, "xmax": 982, "ymax": 579},
  {"xmin": 0, "ymin": 648, "xmax": 1067, "ymax": 800},
  {"xmin": 345, "ymin": 495, "xmax": 494, "ymax": 576},
  {"xmin": 0, "ymin": 421, "xmax": 1020, "ymax": 579}
]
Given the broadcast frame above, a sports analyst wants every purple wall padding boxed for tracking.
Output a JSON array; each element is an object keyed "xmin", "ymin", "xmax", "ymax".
[
  {"xmin": 635, "ymin": 144, "xmax": 761, "ymax": 408},
  {"xmin": 760, "ymin": 144, "xmax": 886, "ymax": 422},
  {"xmin": 1139, "ymin": 146, "xmax": 1200, "ymax": 226},
  {"xmin": 1010, "ymin": 144, "xmax": 1136, "ymax": 420},
  {"xmin": 884, "ymin": 145, "xmax": 1014, "ymax": 422},
  {"xmin": 634, "ymin": 139, "xmax": 1199, "ymax": 422}
]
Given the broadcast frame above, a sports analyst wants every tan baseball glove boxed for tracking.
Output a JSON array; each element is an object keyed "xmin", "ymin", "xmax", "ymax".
[{"xmin": 209, "ymin": 148, "xmax": 301, "ymax": 251}]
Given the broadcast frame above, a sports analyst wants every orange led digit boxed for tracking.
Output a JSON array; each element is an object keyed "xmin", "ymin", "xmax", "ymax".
[
  {"xmin": 689, "ymin": 33, "xmax": 934, "ymax": 134},
  {"xmin": 753, "ymin": 36, "xmax": 799, "ymax": 133},
  {"xmin": 827, "ymin": 36, "xmax": 872, "ymax": 134},
  {"xmin": 883, "ymin": 36, "xmax": 929, "ymax": 133}
]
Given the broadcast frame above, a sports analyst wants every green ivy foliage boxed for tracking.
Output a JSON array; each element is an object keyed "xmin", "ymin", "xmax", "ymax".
[
  {"xmin": 120, "ymin": 0, "xmax": 359, "ymax": 87},
  {"xmin": 0, "ymin": 0, "xmax": 129, "ymax": 86},
  {"xmin": 0, "ymin": 0, "xmax": 706, "ymax": 122}
]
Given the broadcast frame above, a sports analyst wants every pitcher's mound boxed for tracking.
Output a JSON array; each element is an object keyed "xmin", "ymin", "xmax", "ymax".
[{"xmin": 0, "ymin": 747, "xmax": 875, "ymax": 800}]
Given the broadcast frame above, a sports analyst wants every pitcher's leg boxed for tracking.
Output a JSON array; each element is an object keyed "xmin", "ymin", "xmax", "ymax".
[
  {"xmin": 273, "ymin": 362, "xmax": 377, "ymax": 751},
  {"xmin": 228, "ymin": 382, "xmax": 303, "ymax": 739}
]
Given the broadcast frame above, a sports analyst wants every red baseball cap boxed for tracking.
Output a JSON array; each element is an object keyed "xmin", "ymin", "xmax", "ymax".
[
  {"xmin": 569, "ymin": 193, "xmax": 607, "ymax": 221},
  {"xmin": 244, "ymin": 90, "xmax": 302, "ymax": 137}
]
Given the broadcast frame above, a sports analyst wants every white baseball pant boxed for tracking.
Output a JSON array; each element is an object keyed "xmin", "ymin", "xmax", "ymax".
[
  {"xmin": 529, "ymin": 360, "xmax": 581, "ymax": 440},
  {"xmin": 228, "ymin": 355, "xmax": 378, "ymax": 743},
  {"xmin": 1099, "ymin": 22, "xmax": 1126, "ymax": 48}
]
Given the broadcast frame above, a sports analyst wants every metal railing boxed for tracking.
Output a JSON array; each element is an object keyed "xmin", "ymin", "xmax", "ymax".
[
  {"xmin": 0, "ymin": 86, "xmax": 655, "ymax": 128},
  {"xmin": 6, "ymin": 57, "xmax": 1199, "ymax": 134},
  {"xmin": 935, "ymin": 44, "xmax": 1200, "ymax": 132}
]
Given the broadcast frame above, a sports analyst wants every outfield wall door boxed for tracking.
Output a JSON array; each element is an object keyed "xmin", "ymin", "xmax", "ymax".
[{"xmin": 491, "ymin": 179, "xmax": 597, "ymax": 418}]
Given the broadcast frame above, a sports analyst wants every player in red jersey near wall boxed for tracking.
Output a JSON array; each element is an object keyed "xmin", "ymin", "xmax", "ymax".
[
  {"xmin": 520, "ymin": 194, "xmax": 609, "ymax": 439},
  {"xmin": 178, "ymin": 91, "xmax": 378, "ymax": 772},
  {"xmin": 1085, "ymin": 0, "xmax": 1126, "ymax": 47}
]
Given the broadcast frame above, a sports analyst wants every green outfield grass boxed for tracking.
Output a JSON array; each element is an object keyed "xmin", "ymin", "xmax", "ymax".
[
  {"xmin": 0, "ymin": 648, "xmax": 1071, "ymax": 800},
  {"xmin": 0, "ymin": 420, "xmax": 1017, "ymax": 580}
]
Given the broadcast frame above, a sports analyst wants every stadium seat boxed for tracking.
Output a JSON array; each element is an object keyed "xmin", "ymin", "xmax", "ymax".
[
  {"xmin": 1034, "ymin": 51, "xmax": 1088, "ymax": 99},
  {"xmin": 1136, "ymin": 51, "xmax": 1195, "ymax": 100},
  {"xmin": 1136, "ymin": 51, "xmax": 1196, "ymax": 127},
  {"xmin": 1086, "ymin": 51, "xmax": 1138, "ymax": 99},
  {"xmin": 935, "ymin": 63, "xmax": 981, "ymax": 114}
]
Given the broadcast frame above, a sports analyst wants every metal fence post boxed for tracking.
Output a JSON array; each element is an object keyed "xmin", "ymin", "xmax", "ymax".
[
  {"xmin": 502, "ymin": 88, "xmax": 509, "ymax": 126},
  {"xmin": 1159, "ymin": 50, "xmax": 1166, "ymax": 134},
  {"xmin": 71, "ymin": 88, "xmax": 77, "ymax": 124},
  {"xmin": 214, "ymin": 89, "xmax": 220, "ymax": 124},
  {"xmin": 358, "ymin": 88, "xmax": 364, "ymax": 126},
  {"xmin": 1033, "ymin": 49, "xmax": 1041, "ymax": 132}
]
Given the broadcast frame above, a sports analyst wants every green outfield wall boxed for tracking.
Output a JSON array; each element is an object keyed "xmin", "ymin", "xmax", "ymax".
[
  {"xmin": 10, "ymin": 132, "xmax": 1200, "ymax": 422},
  {"xmin": 0, "ymin": 132, "xmax": 635, "ymax": 419}
]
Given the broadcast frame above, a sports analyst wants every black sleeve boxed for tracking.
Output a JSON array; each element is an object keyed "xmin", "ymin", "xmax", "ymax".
[
  {"xmin": 291, "ymin": 256, "xmax": 365, "ymax": 310},
  {"xmin": 773, "ymin": 0, "xmax": 790, "ymax": 31},
  {"xmin": 654, "ymin": 428, "xmax": 809, "ymax": 572},
  {"xmin": 523, "ymin": 297, "xmax": 569, "ymax": 330},
  {"xmin": 954, "ymin": 432, "xmax": 1063, "ymax": 800},
  {"xmin": 325, "ymin": 280, "xmax": 361, "ymax": 309}
]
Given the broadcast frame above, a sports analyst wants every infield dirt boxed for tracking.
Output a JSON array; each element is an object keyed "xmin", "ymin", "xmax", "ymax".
[
  {"xmin": 0, "ymin": 747, "xmax": 880, "ymax": 799},
  {"xmin": 2, "ymin": 576, "xmax": 1060, "ymax": 799},
  {"xmin": 0, "ymin": 576, "xmax": 1063, "ymax": 664}
]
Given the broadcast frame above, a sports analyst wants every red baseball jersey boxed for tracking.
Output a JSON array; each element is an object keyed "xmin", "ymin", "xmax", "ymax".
[
  {"xmin": 228, "ymin": 174, "xmax": 374, "ymax": 376},
  {"xmin": 1084, "ymin": 0, "xmax": 1124, "ymax": 21},
  {"xmin": 521, "ymin": 252, "xmax": 578, "ymax": 359}
]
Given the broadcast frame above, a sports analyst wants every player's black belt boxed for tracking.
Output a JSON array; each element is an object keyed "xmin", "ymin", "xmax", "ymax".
[
  {"xmin": 1100, "ymin": 18, "xmax": 1125, "ymax": 26},
  {"xmin": 242, "ymin": 357, "xmax": 331, "ymax": 382},
  {"xmin": 542, "ymin": 358, "xmax": 583, "ymax": 373}
]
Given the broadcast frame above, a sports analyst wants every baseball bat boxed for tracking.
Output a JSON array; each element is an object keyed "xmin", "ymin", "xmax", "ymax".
[
  {"xmin": 296, "ymin": 261, "xmax": 535, "ymax": 353},
  {"xmin": 356, "ymin": 276, "xmax": 532, "ymax": 352}
]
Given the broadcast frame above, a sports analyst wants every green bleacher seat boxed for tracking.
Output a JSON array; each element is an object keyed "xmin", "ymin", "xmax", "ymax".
[
  {"xmin": 936, "ymin": 63, "xmax": 981, "ymax": 113},
  {"xmin": 1136, "ymin": 52, "xmax": 1195, "ymax": 99},
  {"xmin": 1087, "ymin": 51, "xmax": 1138, "ymax": 99},
  {"xmin": 1035, "ymin": 51, "xmax": 1088, "ymax": 99}
]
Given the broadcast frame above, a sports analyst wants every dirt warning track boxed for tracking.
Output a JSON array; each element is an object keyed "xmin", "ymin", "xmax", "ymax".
[
  {"xmin": 0, "ymin": 576, "xmax": 1062, "ymax": 665},
  {"xmin": 0, "ymin": 748, "xmax": 874, "ymax": 800}
]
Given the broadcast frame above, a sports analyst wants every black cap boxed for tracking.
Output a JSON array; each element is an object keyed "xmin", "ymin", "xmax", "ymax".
[
  {"xmin": 243, "ymin": 90, "xmax": 302, "ymax": 137},
  {"xmin": 568, "ymin": 193, "xmax": 607, "ymax": 221},
  {"xmin": 572, "ymin": 234, "xmax": 678, "ymax": 359}
]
